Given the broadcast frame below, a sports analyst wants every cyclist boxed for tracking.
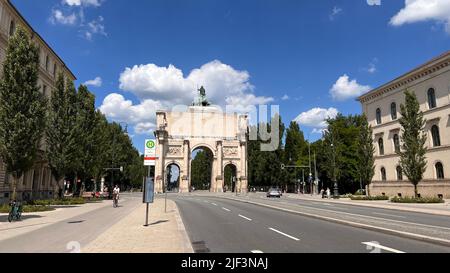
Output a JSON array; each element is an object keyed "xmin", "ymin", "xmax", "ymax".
[{"xmin": 112, "ymin": 185, "xmax": 120, "ymax": 207}]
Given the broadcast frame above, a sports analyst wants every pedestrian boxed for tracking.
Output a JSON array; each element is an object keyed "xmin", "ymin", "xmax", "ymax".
[
  {"xmin": 326, "ymin": 188, "xmax": 331, "ymax": 199},
  {"xmin": 320, "ymin": 188, "xmax": 324, "ymax": 198}
]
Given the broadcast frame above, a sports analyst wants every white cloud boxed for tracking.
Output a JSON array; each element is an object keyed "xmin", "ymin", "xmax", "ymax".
[
  {"xmin": 50, "ymin": 9, "xmax": 77, "ymax": 25},
  {"xmin": 390, "ymin": 0, "xmax": 450, "ymax": 34},
  {"xmin": 101, "ymin": 60, "xmax": 273, "ymax": 135},
  {"xmin": 84, "ymin": 77, "xmax": 102, "ymax": 87},
  {"xmin": 99, "ymin": 94, "xmax": 162, "ymax": 124},
  {"xmin": 330, "ymin": 74, "xmax": 371, "ymax": 101},
  {"xmin": 281, "ymin": 94, "xmax": 289, "ymax": 100},
  {"xmin": 84, "ymin": 16, "xmax": 107, "ymax": 40},
  {"xmin": 294, "ymin": 108, "xmax": 339, "ymax": 128},
  {"xmin": 63, "ymin": 0, "xmax": 102, "ymax": 7},
  {"xmin": 134, "ymin": 123, "xmax": 156, "ymax": 135},
  {"xmin": 329, "ymin": 6, "xmax": 342, "ymax": 21}
]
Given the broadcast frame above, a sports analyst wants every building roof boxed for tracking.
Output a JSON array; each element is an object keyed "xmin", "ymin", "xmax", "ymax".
[
  {"xmin": 7, "ymin": 0, "xmax": 77, "ymax": 80},
  {"xmin": 358, "ymin": 50, "xmax": 450, "ymax": 103}
]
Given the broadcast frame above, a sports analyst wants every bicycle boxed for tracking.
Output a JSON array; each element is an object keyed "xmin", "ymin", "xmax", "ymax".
[
  {"xmin": 112, "ymin": 194, "xmax": 119, "ymax": 208},
  {"xmin": 8, "ymin": 201, "xmax": 23, "ymax": 223}
]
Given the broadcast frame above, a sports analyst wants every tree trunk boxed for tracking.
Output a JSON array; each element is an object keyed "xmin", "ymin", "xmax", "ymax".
[
  {"xmin": 414, "ymin": 184, "xmax": 418, "ymax": 198},
  {"xmin": 367, "ymin": 183, "xmax": 371, "ymax": 197},
  {"xmin": 12, "ymin": 176, "xmax": 17, "ymax": 201}
]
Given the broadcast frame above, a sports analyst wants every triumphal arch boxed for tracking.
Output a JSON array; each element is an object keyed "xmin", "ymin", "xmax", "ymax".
[{"xmin": 154, "ymin": 87, "xmax": 249, "ymax": 194}]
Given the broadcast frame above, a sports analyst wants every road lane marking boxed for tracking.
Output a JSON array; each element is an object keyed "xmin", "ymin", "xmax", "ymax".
[
  {"xmin": 239, "ymin": 215, "xmax": 252, "ymax": 221},
  {"xmin": 269, "ymin": 228, "xmax": 300, "ymax": 241},
  {"xmin": 211, "ymin": 203, "xmax": 218, "ymax": 206},
  {"xmin": 372, "ymin": 212, "xmax": 406, "ymax": 219},
  {"xmin": 362, "ymin": 242, "xmax": 405, "ymax": 253},
  {"xmin": 251, "ymin": 250, "xmax": 264, "ymax": 253},
  {"xmin": 222, "ymin": 207, "xmax": 231, "ymax": 212},
  {"xmin": 291, "ymin": 203, "xmax": 450, "ymax": 231}
]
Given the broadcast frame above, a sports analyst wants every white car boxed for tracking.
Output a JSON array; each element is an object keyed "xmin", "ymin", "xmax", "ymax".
[{"xmin": 267, "ymin": 188, "xmax": 282, "ymax": 198}]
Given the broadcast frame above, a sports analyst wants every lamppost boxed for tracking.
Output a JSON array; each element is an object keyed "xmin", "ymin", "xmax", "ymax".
[{"xmin": 331, "ymin": 142, "xmax": 339, "ymax": 199}]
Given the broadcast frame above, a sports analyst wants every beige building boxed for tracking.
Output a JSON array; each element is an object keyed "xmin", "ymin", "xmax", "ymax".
[
  {"xmin": 359, "ymin": 51, "xmax": 450, "ymax": 198},
  {"xmin": 0, "ymin": 0, "xmax": 76, "ymax": 203},
  {"xmin": 154, "ymin": 105, "xmax": 248, "ymax": 194}
]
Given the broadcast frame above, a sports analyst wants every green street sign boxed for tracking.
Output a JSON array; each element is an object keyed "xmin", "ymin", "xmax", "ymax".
[{"xmin": 146, "ymin": 140, "xmax": 155, "ymax": 149}]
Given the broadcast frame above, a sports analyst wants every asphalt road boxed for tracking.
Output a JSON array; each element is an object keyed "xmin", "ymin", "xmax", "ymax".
[
  {"xmin": 173, "ymin": 195, "xmax": 450, "ymax": 253},
  {"xmin": 0, "ymin": 193, "xmax": 142, "ymax": 253},
  {"xmin": 249, "ymin": 193, "xmax": 450, "ymax": 228}
]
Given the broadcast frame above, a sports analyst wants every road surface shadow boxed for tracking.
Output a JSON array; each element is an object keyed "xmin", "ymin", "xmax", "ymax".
[
  {"xmin": 192, "ymin": 241, "xmax": 210, "ymax": 253},
  {"xmin": 0, "ymin": 214, "xmax": 43, "ymax": 223},
  {"xmin": 149, "ymin": 220, "xmax": 169, "ymax": 226}
]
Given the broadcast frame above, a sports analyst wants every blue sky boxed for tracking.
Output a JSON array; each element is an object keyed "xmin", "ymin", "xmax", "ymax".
[{"xmin": 11, "ymin": 0, "xmax": 450, "ymax": 153}]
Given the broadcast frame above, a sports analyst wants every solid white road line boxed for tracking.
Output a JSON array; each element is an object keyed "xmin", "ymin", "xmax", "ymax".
[
  {"xmin": 372, "ymin": 212, "xmax": 406, "ymax": 219},
  {"xmin": 251, "ymin": 250, "xmax": 264, "ymax": 253},
  {"xmin": 222, "ymin": 207, "xmax": 231, "ymax": 212},
  {"xmin": 239, "ymin": 215, "xmax": 252, "ymax": 221},
  {"xmin": 362, "ymin": 242, "xmax": 405, "ymax": 253},
  {"xmin": 269, "ymin": 228, "xmax": 300, "ymax": 241}
]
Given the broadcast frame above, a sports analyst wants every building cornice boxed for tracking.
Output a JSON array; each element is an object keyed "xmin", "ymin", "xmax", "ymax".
[{"xmin": 358, "ymin": 51, "xmax": 450, "ymax": 104}]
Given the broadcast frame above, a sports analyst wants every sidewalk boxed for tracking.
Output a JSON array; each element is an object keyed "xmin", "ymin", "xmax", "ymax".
[
  {"xmin": 283, "ymin": 193, "xmax": 450, "ymax": 216},
  {"xmin": 82, "ymin": 198, "xmax": 193, "ymax": 253}
]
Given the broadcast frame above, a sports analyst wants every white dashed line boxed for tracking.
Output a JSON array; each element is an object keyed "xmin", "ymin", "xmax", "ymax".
[
  {"xmin": 211, "ymin": 203, "xmax": 218, "ymax": 206},
  {"xmin": 239, "ymin": 215, "xmax": 252, "ymax": 221},
  {"xmin": 251, "ymin": 250, "xmax": 264, "ymax": 253},
  {"xmin": 222, "ymin": 207, "xmax": 231, "ymax": 212},
  {"xmin": 362, "ymin": 242, "xmax": 405, "ymax": 253},
  {"xmin": 268, "ymin": 228, "xmax": 300, "ymax": 241}
]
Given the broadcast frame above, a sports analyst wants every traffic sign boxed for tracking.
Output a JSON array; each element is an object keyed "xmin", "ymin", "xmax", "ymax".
[{"xmin": 144, "ymin": 139, "xmax": 157, "ymax": 166}]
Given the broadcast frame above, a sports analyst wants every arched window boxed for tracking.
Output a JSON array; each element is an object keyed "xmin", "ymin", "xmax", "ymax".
[
  {"xmin": 376, "ymin": 108, "xmax": 382, "ymax": 125},
  {"xmin": 393, "ymin": 134, "xmax": 400, "ymax": 153},
  {"xmin": 396, "ymin": 166, "xmax": 403, "ymax": 181},
  {"xmin": 431, "ymin": 125, "xmax": 441, "ymax": 147},
  {"xmin": 436, "ymin": 162, "xmax": 444, "ymax": 179},
  {"xmin": 381, "ymin": 167, "xmax": 387, "ymax": 181},
  {"xmin": 428, "ymin": 88, "xmax": 437, "ymax": 109},
  {"xmin": 378, "ymin": 138, "xmax": 384, "ymax": 156},
  {"xmin": 9, "ymin": 20, "xmax": 15, "ymax": 36},
  {"xmin": 391, "ymin": 102, "xmax": 397, "ymax": 120}
]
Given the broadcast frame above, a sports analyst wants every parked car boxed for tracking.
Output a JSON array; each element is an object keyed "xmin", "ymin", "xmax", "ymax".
[{"xmin": 267, "ymin": 188, "xmax": 282, "ymax": 198}]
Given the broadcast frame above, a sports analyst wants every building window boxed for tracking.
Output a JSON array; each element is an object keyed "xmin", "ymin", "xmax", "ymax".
[
  {"xmin": 393, "ymin": 134, "xmax": 400, "ymax": 153},
  {"xmin": 43, "ymin": 85, "xmax": 47, "ymax": 97},
  {"xmin": 9, "ymin": 20, "xmax": 15, "ymax": 36},
  {"xmin": 381, "ymin": 167, "xmax": 387, "ymax": 181},
  {"xmin": 45, "ymin": 55, "xmax": 49, "ymax": 71},
  {"xmin": 378, "ymin": 138, "xmax": 384, "ymax": 156},
  {"xmin": 391, "ymin": 102, "xmax": 397, "ymax": 120},
  {"xmin": 436, "ymin": 162, "xmax": 444, "ymax": 179},
  {"xmin": 376, "ymin": 108, "xmax": 382, "ymax": 125},
  {"xmin": 53, "ymin": 63, "xmax": 57, "ymax": 76},
  {"xmin": 396, "ymin": 166, "xmax": 403, "ymax": 181},
  {"xmin": 431, "ymin": 125, "xmax": 441, "ymax": 147},
  {"xmin": 428, "ymin": 88, "xmax": 437, "ymax": 109}
]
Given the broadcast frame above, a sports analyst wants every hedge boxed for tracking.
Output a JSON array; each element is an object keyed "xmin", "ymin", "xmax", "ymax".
[
  {"xmin": 390, "ymin": 196, "xmax": 445, "ymax": 204},
  {"xmin": 350, "ymin": 195, "xmax": 390, "ymax": 201}
]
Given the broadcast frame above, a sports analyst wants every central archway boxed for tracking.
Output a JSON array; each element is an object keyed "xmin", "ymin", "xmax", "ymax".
[
  {"xmin": 165, "ymin": 163, "xmax": 180, "ymax": 192},
  {"xmin": 224, "ymin": 164, "xmax": 237, "ymax": 192},
  {"xmin": 190, "ymin": 146, "xmax": 214, "ymax": 191}
]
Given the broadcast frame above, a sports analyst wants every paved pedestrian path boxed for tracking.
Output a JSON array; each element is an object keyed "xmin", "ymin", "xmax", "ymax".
[{"xmin": 82, "ymin": 198, "xmax": 193, "ymax": 253}]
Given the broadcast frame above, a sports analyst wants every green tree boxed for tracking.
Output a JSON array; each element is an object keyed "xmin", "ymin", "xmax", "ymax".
[
  {"xmin": 398, "ymin": 90, "xmax": 427, "ymax": 198},
  {"xmin": 0, "ymin": 26, "xmax": 46, "ymax": 200},
  {"xmin": 357, "ymin": 114, "xmax": 375, "ymax": 196},
  {"xmin": 284, "ymin": 121, "xmax": 308, "ymax": 189},
  {"xmin": 191, "ymin": 150, "xmax": 212, "ymax": 190}
]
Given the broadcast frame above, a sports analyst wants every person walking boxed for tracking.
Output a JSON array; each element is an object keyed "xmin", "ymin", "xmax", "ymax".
[{"xmin": 326, "ymin": 188, "xmax": 331, "ymax": 199}]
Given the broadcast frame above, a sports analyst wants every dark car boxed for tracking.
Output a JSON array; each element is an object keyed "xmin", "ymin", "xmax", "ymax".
[{"xmin": 267, "ymin": 188, "xmax": 282, "ymax": 198}]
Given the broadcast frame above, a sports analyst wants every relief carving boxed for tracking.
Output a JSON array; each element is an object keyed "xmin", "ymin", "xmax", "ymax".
[
  {"xmin": 167, "ymin": 146, "xmax": 182, "ymax": 156},
  {"xmin": 223, "ymin": 146, "xmax": 238, "ymax": 157}
]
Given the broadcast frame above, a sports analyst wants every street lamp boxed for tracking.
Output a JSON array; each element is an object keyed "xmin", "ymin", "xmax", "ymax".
[{"xmin": 331, "ymin": 142, "xmax": 339, "ymax": 199}]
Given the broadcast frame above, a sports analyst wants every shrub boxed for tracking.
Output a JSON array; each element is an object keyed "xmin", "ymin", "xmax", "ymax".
[
  {"xmin": 0, "ymin": 204, "xmax": 54, "ymax": 213},
  {"xmin": 350, "ymin": 195, "xmax": 389, "ymax": 201},
  {"xmin": 29, "ymin": 198, "xmax": 86, "ymax": 206},
  {"xmin": 391, "ymin": 196, "xmax": 444, "ymax": 204},
  {"xmin": 340, "ymin": 194, "xmax": 353, "ymax": 199}
]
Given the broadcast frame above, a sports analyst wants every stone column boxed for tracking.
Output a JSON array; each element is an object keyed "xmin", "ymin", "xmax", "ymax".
[
  {"xmin": 240, "ymin": 141, "xmax": 248, "ymax": 194},
  {"xmin": 180, "ymin": 140, "xmax": 190, "ymax": 193},
  {"xmin": 216, "ymin": 141, "xmax": 224, "ymax": 193},
  {"xmin": 155, "ymin": 137, "xmax": 165, "ymax": 194}
]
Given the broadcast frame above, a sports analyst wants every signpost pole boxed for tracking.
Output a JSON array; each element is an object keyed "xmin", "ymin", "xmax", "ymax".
[{"xmin": 143, "ymin": 139, "xmax": 156, "ymax": 226}]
